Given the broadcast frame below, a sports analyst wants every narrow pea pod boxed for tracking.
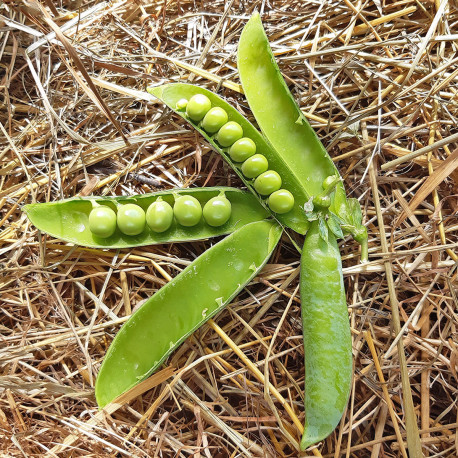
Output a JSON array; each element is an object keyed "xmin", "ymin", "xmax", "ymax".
[
  {"xmin": 237, "ymin": 13, "xmax": 351, "ymax": 225},
  {"xmin": 299, "ymin": 220, "xmax": 352, "ymax": 449},
  {"xmin": 148, "ymin": 84, "xmax": 310, "ymax": 235},
  {"xmin": 24, "ymin": 187, "xmax": 268, "ymax": 248},
  {"xmin": 95, "ymin": 220, "xmax": 282, "ymax": 407}
]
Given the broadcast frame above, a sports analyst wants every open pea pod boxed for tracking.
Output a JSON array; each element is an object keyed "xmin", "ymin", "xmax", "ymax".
[
  {"xmin": 237, "ymin": 13, "xmax": 352, "ymax": 227},
  {"xmin": 95, "ymin": 219, "xmax": 282, "ymax": 407},
  {"xmin": 148, "ymin": 84, "xmax": 310, "ymax": 235},
  {"xmin": 24, "ymin": 187, "xmax": 269, "ymax": 248}
]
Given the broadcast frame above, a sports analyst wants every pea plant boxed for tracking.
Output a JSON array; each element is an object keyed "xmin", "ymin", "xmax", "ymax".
[{"xmin": 25, "ymin": 13, "xmax": 367, "ymax": 451}]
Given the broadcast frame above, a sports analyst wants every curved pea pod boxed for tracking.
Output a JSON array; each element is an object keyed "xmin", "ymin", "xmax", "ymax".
[
  {"xmin": 95, "ymin": 220, "xmax": 282, "ymax": 407},
  {"xmin": 299, "ymin": 220, "xmax": 352, "ymax": 449},
  {"xmin": 237, "ymin": 13, "xmax": 351, "ymax": 224},
  {"xmin": 23, "ymin": 187, "xmax": 268, "ymax": 248},
  {"xmin": 148, "ymin": 83, "xmax": 310, "ymax": 235}
]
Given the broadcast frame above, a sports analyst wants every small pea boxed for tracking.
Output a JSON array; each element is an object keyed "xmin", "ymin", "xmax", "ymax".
[
  {"xmin": 173, "ymin": 195, "xmax": 202, "ymax": 227},
  {"xmin": 229, "ymin": 137, "xmax": 256, "ymax": 162},
  {"xmin": 176, "ymin": 98, "xmax": 188, "ymax": 110},
  {"xmin": 254, "ymin": 170, "xmax": 282, "ymax": 196},
  {"xmin": 186, "ymin": 94, "xmax": 212, "ymax": 121},
  {"xmin": 322, "ymin": 175, "xmax": 339, "ymax": 190},
  {"xmin": 88, "ymin": 206, "xmax": 117, "ymax": 238},
  {"xmin": 201, "ymin": 107, "xmax": 228, "ymax": 133},
  {"xmin": 203, "ymin": 195, "xmax": 232, "ymax": 227},
  {"xmin": 117, "ymin": 204, "xmax": 146, "ymax": 236},
  {"xmin": 146, "ymin": 199, "xmax": 174, "ymax": 233},
  {"xmin": 313, "ymin": 195, "xmax": 331, "ymax": 209},
  {"xmin": 241, "ymin": 154, "xmax": 268, "ymax": 179},
  {"xmin": 217, "ymin": 121, "xmax": 243, "ymax": 147},
  {"xmin": 268, "ymin": 189, "xmax": 295, "ymax": 214}
]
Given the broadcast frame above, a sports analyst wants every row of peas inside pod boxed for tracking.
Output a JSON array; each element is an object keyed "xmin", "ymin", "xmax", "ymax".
[
  {"xmin": 178, "ymin": 94, "xmax": 295, "ymax": 215},
  {"xmin": 88, "ymin": 193, "xmax": 232, "ymax": 238}
]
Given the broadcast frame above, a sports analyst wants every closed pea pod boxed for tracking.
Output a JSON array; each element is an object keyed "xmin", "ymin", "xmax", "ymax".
[
  {"xmin": 24, "ymin": 188, "xmax": 269, "ymax": 248},
  {"xmin": 299, "ymin": 220, "xmax": 352, "ymax": 450},
  {"xmin": 95, "ymin": 220, "xmax": 282, "ymax": 407}
]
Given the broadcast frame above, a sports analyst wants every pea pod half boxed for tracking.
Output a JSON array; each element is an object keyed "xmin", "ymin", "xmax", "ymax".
[
  {"xmin": 299, "ymin": 220, "xmax": 352, "ymax": 449},
  {"xmin": 95, "ymin": 220, "xmax": 282, "ymax": 407},
  {"xmin": 237, "ymin": 13, "xmax": 351, "ymax": 225},
  {"xmin": 24, "ymin": 187, "xmax": 268, "ymax": 248},
  {"xmin": 148, "ymin": 84, "xmax": 310, "ymax": 235}
]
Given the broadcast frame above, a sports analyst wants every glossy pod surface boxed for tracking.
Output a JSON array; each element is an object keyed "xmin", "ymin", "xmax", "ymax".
[
  {"xmin": 95, "ymin": 220, "xmax": 282, "ymax": 407},
  {"xmin": 24, "ymin": 188, "xmax": 269, "ymax": 248},
  {"xmin": 238, "ymin": 13, "xmax": 350, "ymax": 222},
  {"xmin": 299, "ymin": 220, "xmax": 352, "ymax": 449},
  {"xmin": 148, "ymin": 84, "xmax": 310, "ymax": 235}
]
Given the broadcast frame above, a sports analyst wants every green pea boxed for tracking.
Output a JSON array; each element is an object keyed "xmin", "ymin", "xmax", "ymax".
[
  {"xmin": 268, "ymin": 189, "xmax": 295, "ymax": 214},
  {"xmin": 241, "ymin": 154, "xmax": 268, "ymax": 179},
  {"xmin": 173, "ymin": 195, "xmax": 202, "ymax": 226},
  {"xmin": 201, "ymin": 107, "xmax": 228, "ymax": 133},
  {"xmin": 203, "ymin": 195, "xmax": 232, "ymax": 227},
  {"xmin": 117, "ymin": 204, "xmax": 146, "ymax": 236},
  {"xmin": 186, "ymin": 94, "xmax": 211, "ymax": 121},
  {"xmin": 217, "ymin": 121, "xmax": 243, "ymax": 147},
  {"xmin": 313, "ymin": 195, "xmax": 331, "ymax": 209},
  {"xmin": 176, "ymin": 98, "xmax": 188, "ymax": 110},
  {"xmin": 229, "ymin": 137, "xmax": 256, "ymax": 162},
  {"xmin": 254, "ymin": 170, "xmax": 282, "ymax": 195},
  {"xmin": 146, "ymin": 199, "xmax": 174, "ymax": 233},
  {"xmin": 88, "ymin": 206, "xmax": 117, "ymax": 238}
]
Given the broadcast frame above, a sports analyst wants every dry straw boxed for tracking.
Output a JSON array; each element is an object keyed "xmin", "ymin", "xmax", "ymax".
[{"xmin": 1, "ymin": 0, "xmax": 457, "ymax": 456}]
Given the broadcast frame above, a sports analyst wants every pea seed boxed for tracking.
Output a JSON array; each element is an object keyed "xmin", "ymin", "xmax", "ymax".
[
  {"xmin": 254, "ymin": 170, "xmax": 282, "ymax": 195},
  {"xmin": 217, "ymin": 121, "xmax": 243, "ymax": 147},
  {"xmin": 229, "ymin": 137, "xmax": 256, "ymax": 162},
  {"xmin": 203, "ymin": 196, "xmax": 232, "ymax": 227},
  {"xmin": 186, "ymin": 94, "xmax": 211, "ymax": 121},
  {"xmin": 117, "ymin": 204, "xmax": 146, "ymax": 236},
  {"xmin": 173, "ymin": 195, "xmax": 202, "ymax": 227},
  {"xmin": 268, "ymin": 189, "xmax": 295, "ymax": 214},
  {"xmin": 88, "ymin": 206, "xmax": 117, "ymax": 238},
  {"xmin": 146, "ymin": 199, "xmax": 174, "ymax": 232},
  {"xmin": 241, "ymin": 154, "xmax": 268, "ymax": 179},
  {"xmin": 201, "ymin": 107, "xmax": 228, "ymax": 133}
]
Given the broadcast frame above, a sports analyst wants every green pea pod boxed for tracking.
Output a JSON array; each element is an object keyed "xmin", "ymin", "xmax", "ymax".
[
  {"xmin": 148, "ymin": 84, "xmax": 310, "ymax": 235},
  {"xmin": 300, "ymin": 220, "xmax": 352, "ymax": 449},
  {"xmin": 23, "ymin": 188, "xmax": 268, "ymax": 248},
  {"xmin": 237, "ymin": 13, "xmax": 350, "ymax": 224},
  {"xmin": 95, "ymin": 220, "xmax": 282, "ymax": 407}
]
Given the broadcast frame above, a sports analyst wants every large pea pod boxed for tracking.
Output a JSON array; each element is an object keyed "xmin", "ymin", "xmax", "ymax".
[
  {"xmin": 23, "ymin": 187, "xmax": 268, "ymax": 248},
  {"xmin": 299, "ymin": 220, "xmax": 352, "ymax": 449},
  {"xmin": 237, "ymin": 13, "xmax": 351, "ymax": 224},
  {"xmin": 148, "ymin": 84, "xmax": 310, "ymax": 235},
  {"xmin": 95, "ymin": 220, "xmax": 282, "ymax": 407}
]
